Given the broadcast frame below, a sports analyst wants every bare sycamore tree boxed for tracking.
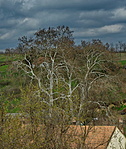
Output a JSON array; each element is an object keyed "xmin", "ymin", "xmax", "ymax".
[
  {"xmin": 77, "ymin": 48, "xmax": 111, "ymax": 122},
  {"xmin": 18, "ymin": 49, "xmax": 79, "ymax": 119},
  {"xmin": 18, "ymin": 46, "xmax": 111, "ymax": 126},
  {"xmin": 18, "ymin": 26, "xmax": 74, "ymax": 54},
  {"xmin": 58, "ymin": 55, "xmax": 80, "ymax": 119},
  {"xmin": 18, "ymin": 49, "xmax": 62, "ymax": 118},
  {"xmin": 16, "ymin": 47, "xmax": 84, "ymax": 148}
]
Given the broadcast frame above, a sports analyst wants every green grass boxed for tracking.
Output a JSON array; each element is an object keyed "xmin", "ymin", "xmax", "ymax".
[
  {"xmin": 5, "ymin": 98, "xmax": 21, "ymax": 113},
  {"xmin": 115, "ymin": 105, "xmax": 126, "ymax": 111},
  {"xmin": 6, "ymin": 100, "xmax": 20, "ymax": 113},
  {"xmin": 0, "ymin": 54, "xmax": 12, "ymax": 61},
  {"xmin": 0, "ymin": 65, "xmax": 9, "ymax": 71},
  {"xmin": 119, "ymin": 60, "xmax": 126, "ymax": 66},
  {"xmin": 0, "ymin": 54, "xmax": 23, "ymax": 62},
  {"xmin": 0, "ymin": 54, "xmax": 24, "ymax": 78}
]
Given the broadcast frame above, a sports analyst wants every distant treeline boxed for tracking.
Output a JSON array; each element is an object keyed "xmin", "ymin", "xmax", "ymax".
[{"xmin": 4, "ymin": 40, "xmax": 126, "ymax": 54}]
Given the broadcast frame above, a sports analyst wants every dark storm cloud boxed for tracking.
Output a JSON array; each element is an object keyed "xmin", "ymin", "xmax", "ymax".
[
  {"xmin": 27, "ymin": 0, "xmax": 125, "ymax": 11},
  {"xmin": 0, "ymin": 0, "xmax": 126, "ymax": 50}
]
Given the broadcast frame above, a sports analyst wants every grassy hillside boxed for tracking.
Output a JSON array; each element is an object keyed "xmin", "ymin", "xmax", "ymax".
[
  {"xmin": 0, "ymin": 54, "xmax": 23, "ymax": 62},
  {"xmin": 0, "ymin": 54, "xmax": 23, "ymax": 113}
]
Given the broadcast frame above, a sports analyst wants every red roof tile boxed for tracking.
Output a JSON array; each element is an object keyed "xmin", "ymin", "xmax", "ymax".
[{"xmin": 68, "ymin": 125, "xmax": 116, "ymax": 149}]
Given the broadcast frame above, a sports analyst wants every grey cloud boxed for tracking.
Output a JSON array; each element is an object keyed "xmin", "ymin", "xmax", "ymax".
[
  {"xmin": 111, "ymin": 7, "xmax": 126, "ymax": 22},
  {"xmin": 0, "ymin": 0, "xmax": 126, "ymax": 50},
  {"xmin": 27, "ymin": 0, "xmax": 125, "ymax": 11},
  {"xmin": 74, "ymin": 24, "xmax": 126, "ymax": 44}
]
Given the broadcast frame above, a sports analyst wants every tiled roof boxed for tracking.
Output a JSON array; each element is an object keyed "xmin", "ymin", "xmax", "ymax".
[{"xmin": 68, "ymin": 125, "xmax": 116, "ymax": 149}]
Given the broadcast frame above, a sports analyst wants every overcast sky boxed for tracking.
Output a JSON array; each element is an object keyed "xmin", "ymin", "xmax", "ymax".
[{"xmin": 0, "ymin": 0, "xmax": 126, "ymax": 50}]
